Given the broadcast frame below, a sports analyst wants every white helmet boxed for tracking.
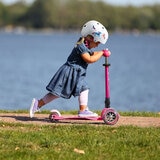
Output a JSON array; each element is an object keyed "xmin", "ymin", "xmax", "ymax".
[{"xmin": 81, "ymin": 20, "xmax": 108, "ymax": 44}]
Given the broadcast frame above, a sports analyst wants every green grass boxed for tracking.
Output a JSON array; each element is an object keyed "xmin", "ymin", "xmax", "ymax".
[
  {"xmin": 0, "ymin": 122, "xmax": 160, "ymax": 160},
  {"xmin": 0, "ymin": 110, "xmax": 160, "ymax": 117}
]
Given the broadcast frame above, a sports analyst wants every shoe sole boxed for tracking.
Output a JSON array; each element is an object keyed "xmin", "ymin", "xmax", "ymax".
[
  {"xmin": 29, "ymin": 98, "xmax": 36, "ymax": 118},
  {"xmin": 78, "ymin": 114, "xmax": 98, "ymax": 118}
]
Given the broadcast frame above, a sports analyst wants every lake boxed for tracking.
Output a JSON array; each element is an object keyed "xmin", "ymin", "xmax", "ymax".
[{"xmin": 0, "ymin": 31, "xmax": 160, "ymax": 112}]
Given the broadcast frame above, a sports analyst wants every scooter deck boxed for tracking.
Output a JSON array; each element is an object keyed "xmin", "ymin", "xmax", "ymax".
[{"xmin": 53, "ymin": 115, "xmax": 103, "ymax": 121}]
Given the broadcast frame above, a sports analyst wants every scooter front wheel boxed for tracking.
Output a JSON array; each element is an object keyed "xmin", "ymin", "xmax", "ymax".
[
  {"xmin": 101, "ymin": 108, "xmax": 119, "ymax": 125},
  {"xmin": 49, "ymin": 109, "xmax": 61, "ymax": 123}
]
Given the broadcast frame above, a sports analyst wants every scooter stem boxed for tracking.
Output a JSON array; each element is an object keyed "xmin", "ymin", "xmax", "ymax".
[{"xmin": 103, "ymin": 57, "xmax": 110, "ymax": 108}]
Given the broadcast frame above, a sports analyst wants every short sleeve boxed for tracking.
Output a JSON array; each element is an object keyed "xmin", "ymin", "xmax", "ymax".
[{"xmin": 76, "ymin": 43, "xmax": 92, "ymax": 55}]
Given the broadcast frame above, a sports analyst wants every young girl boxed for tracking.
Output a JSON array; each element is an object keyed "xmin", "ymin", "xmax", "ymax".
[{"xmin": 30, "ymin": 20, "xmax": 111, "ymax": 118}]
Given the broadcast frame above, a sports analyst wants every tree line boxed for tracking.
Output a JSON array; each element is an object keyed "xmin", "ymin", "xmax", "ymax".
[{"xmin": 0, "ymin": 0, "xmax": 160, "ymax": 31}]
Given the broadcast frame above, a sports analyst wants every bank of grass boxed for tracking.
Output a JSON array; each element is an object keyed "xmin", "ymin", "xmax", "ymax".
[{"xmin": 0, "ymin": 122, "xmax": 160, "ymax": 160}]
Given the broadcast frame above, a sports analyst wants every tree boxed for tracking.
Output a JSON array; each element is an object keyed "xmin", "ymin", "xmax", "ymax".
[
  {"xmin": 19, "ymin": 0, "xmax": 57, "ymax": 28},
  {"xmin": 0, "ymin": 0, "xmax": 160, "ymax": 31}
]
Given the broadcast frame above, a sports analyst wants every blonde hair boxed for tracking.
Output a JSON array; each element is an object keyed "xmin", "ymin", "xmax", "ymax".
[
  {"xmin": 76, "ymin": 35, "xmax": 93, "ymax": 45},
  {"xmin": 76, "ymin": 37, "xmax": 85, "ymax": 45}
]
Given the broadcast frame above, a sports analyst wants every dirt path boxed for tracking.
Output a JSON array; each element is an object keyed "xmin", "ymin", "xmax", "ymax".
[{"xmin": 0, "ymin": 113, "xmax": 160, "ymax": 127}]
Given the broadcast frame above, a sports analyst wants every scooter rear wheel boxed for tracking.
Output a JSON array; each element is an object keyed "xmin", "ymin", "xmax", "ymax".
[
  {"xmin": 101, "ymin": 108, "xmax": 119, "ymax": 125},
  {"xmin": 49, "ymin": 109, "xmax": 61, "ymax": 123}
]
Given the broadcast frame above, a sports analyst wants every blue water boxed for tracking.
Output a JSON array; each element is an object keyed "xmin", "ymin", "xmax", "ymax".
[{"xmin": 0, "ymin": 31, "xmax": 160, "ymax": 112}]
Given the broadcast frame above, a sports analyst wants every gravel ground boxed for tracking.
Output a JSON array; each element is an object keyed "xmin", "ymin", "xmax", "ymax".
[{"xmin": 0, "ymin": 113, "xmax": 160, "ymax": 127}]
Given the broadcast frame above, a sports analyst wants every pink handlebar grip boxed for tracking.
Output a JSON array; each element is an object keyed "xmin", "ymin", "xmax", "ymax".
[{"xmin": 103, "ymin": 49, "xmax": 111, "ymax": 57}]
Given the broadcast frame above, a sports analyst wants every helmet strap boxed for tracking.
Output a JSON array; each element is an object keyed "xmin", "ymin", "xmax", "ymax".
[
  {"xmin": 84, "ymin": 38, "xmax": 90, "ymax": 48},
  {"xmin": 84, "ymin": 39, "xmax": 89, "ymax": 48}
]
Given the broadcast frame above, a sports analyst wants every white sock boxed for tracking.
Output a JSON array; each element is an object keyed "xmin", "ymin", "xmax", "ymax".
[{"xmin": 78, "ymin": 89, "xmax": 89, "ymax": 106}]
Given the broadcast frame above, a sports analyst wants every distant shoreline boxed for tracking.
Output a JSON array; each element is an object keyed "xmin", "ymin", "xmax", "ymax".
[{"xmin": 0, "ymin": 26, "xmax": 160, "ymax": 35}]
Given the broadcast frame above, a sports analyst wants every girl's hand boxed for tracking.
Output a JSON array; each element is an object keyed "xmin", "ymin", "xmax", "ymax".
[{"xmin": 102, "ymin": 49, "xmax": 111, "ymax": 57}]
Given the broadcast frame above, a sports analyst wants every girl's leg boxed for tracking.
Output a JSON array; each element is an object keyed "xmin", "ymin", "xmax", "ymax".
[
  {"xmin": 38, "ymin": 93, "xmax": 59, "ymax": 108},
  {"xmin": 78, "ymin": 89, "xmax": 98, "ymax": 117},
  {"xmin": 30, "ymin": 93, "xmax": 59, "ymax": 118},
  {"xmin": 78, "ymin": 89, "xmax": 89, "ymax": 111}
]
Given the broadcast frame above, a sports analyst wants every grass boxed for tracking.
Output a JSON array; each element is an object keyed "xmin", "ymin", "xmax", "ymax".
[
  {"xmin": 0, "ymin": 121, "xmax": 160, "ymax": 160},
  {"xmin": 0, "ymin": 110, "xmax": 160, "ymax": 159}
]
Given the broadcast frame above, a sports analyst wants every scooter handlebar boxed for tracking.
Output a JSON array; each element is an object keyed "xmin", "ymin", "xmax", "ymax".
[
  {"xmin": 102, "ymin": 48, "xmax": 111, "ymax": 57},
  {"xmin": 103, "ymin": 57, "xmax": 110, "ymax": 66}
]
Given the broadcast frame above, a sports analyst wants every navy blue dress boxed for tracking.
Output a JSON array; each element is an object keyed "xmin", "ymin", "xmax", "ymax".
[{"xmin": 46, "ymin": 42, "xmax": 92, "ymax": 99}]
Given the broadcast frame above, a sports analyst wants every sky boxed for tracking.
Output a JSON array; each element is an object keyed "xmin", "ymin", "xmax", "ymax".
[
  {"xmin": 0, "ymin": 0, "xmax": 160, "ymax": 6},
  {"xmin": 105, "ymin": 0, "xmax": 160, "ymax": 6}
]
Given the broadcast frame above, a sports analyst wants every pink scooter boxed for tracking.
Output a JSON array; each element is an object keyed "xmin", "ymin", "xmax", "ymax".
[{"xmin": 49, "ymin": 57, "xmax": 119, "ymax": 125}]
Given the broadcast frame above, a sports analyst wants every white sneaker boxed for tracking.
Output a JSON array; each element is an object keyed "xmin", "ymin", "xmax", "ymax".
[
  {"xmin": 78, "ymin": 109, "xmax": 98, "ymax": 117},
  {"xmin": 29, "ymin": 98, "xmax": 40, "ymax": 118}
]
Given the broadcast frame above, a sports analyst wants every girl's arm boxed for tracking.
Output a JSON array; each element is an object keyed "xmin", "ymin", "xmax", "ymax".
[
  {"xmin": 81, "ymin": 49, "xmax": 111, "ymax": 63},
  {"xmin": 81, "ymin": 51, "xmax": 103, "ymax": 63}
]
